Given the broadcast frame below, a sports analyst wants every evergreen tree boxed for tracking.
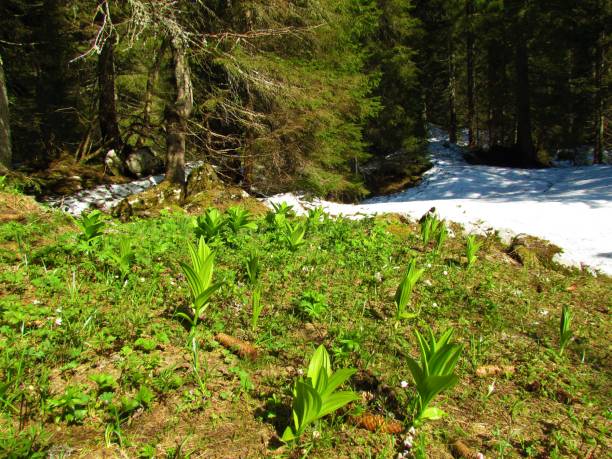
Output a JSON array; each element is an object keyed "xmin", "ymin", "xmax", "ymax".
[{"xmin": 0, "ymin": 53, "xmax": 10, "ymax": 169}]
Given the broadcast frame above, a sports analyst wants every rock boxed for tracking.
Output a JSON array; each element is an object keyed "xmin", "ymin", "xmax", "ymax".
[
  {"xmin": 509, "ymin": 235, "xmax": 562, "ymax": 268},
  {"xmin": 185, "ymin": 163, "xmax": 219, "ymax": 197},
  {"xmin": 113, "ymin": 181, "xmax": 183, "ymax": 221},
  {"xmin": 125, "ymin": 147, "xmax": 164, "ymax": 178},
  {"xmin": 104, "ymin": 149, "xmax": 125, "ymax": 176}
]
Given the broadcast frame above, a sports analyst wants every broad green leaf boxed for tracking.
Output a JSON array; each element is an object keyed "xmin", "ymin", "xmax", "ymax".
[
  {"xmin": 319, "ymin": 390, "xmax": 358, "ymax": 418},
  {"xmin": 321, "ymin": 368, "xmax": 357, "ymax": 398},
  {"xmin": 292, "ymin": 381, "xmax": 322, "ymax": 435},
  {"xmin": 419, "ymin": 406, "xmax": 446, "ymax": 421},
  {"xmin": 420, "ymin": 374, "xmax": 458, "ymax": 409},
  {"xmin": 307, "ymin": 345, "xmax": 331, "ymax": 390},
  {"xmin": 406, "ymin": 357, "xmax": 425, "ymax": 386}
]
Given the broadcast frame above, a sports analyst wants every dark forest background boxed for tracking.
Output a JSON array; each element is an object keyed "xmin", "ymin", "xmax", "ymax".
[{"xmin": 0, "ymin": 0, "xmax": 609, "ymax": 200}]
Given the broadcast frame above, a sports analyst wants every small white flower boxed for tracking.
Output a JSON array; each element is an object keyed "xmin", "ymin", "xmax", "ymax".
[
  {"xmin": 539, "ymin": 309, "xmax": 549, "ymax": 316},
  {"xmin": 54, "ymin": 317, "xmax": 62, "ymax": 326},
  {"xmin": 400, "ymin": 380, "xmax": 409, "ymax": 389},
  {"xmin": 32, "ymin": 299, "xmax": 41, "ymax": 305},
  {"xmin": 443, "ymin": 270, "xmax": 448, "ymax": 276},
  {"xmin": 312, "ymin": 430, "xmax": 320, "ymax": 440},
  {"xmin": 139, "ymin": 277, "xmax": 145, "ymax": 283},
  {"xmin": 408, "ymin": 426, "xmax": 416, "ymax": 436},
  {"xmin": 432, "ymin": 302, "xmax": 438, "ymax": 307},
  {"xmin": 487, "ymin": 381, "xmax": 495, "ymax": 397},
  {"xmin": 424, "ymin": 279, "xmax": 432, "ymax": 286},
  {"xmin": 426, "ymin": 263, "xmax": 432, "ymax": 268},
  {"xmin": 297, "ymin": 368, "xmax": 304, "ymax": 376}
]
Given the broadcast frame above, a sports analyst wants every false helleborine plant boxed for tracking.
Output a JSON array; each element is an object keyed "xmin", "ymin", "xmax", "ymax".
[{"xmin": 282, "ymin": 345, "xmax": 357, "ymax": 442}]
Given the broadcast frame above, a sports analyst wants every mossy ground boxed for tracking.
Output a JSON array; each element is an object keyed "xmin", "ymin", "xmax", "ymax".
[{"xmin": 0, "ymin": 191, "xmax": 610, "ymax": 458}]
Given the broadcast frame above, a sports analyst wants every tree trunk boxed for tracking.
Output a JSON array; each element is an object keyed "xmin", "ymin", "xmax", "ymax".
[
  {"xmin": 594, "ymin": 27, "xmax": 605, "ymax": 164},
  {"xmin": 515, "ymin": 35, "xmax": 535, "ymax": 164},
  {"xmin": 143, "ymin": 40, "xmax": 167, "ymax": 136},
  {"xmin": 508, "ymin": 0, "xmax": 536, "ymax": 164},
  {"xmin": 0, "ymin": 54, "xmax": 11, "ymax": 169},
  {"xmin": 466, "ymin": 0, "xmax": 476, "ymax": 148},
  {"xmin": 98, "ymin": 39, "xmax": 122, "ymax": 152},
  {"xmin": 487, "ymin": 41, "xmax": 502, "ymax": 147},
  {"xmin": 96, "ymin": 1, "xmax": 122, "ymax": 153},
  {"xmin": 165, "ymin": 36, "xmax": 193, "ymax": 185},
  {"xmin": 448, "ymin": 41, "xmax": 457, "ymax": 144}
]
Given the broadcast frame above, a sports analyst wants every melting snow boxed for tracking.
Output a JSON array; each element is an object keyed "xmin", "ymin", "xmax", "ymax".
[{"xmin": 265, "ymin": 128, "xmax": 612, "ymax": 275}]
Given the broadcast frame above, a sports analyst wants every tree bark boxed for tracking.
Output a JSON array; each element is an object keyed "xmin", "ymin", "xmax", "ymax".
[
  {"xmin": 487, "ymin": 41, "xmax": 502, "ymax": 147},
  {"xmin": 509, "ymin": 0, "xmax": 536, "ymax": 164},
  {"xmin": 165, "ymin": 36, "xmax": 193, "ymax": 185},
  {"xmin": 96, "ymin": 1, "xmax": 122, "ymax": 153},
  {"xmin": 143, "ymin": 40, "xmax": 167, "ymax": 135},
  {"xmin": 594, "ymin": 26, "xmax": 606, "ymax": 164},
  {"xmin": 466, "ymin": 0, "xmax": 476, "ymax": 148},
  {"xmin": 0, "ymin": 53, "xmax": 11, "ymax": 169},
  {"xmin": 515, "ymin": 36, "xmax": 536, "ymax": 164},
  {"xmin": 448, "ymin": 40, "xmax": 457, "ymax": 144}
]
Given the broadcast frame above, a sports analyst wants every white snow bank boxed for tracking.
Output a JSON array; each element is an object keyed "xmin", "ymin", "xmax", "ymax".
[
  {"xmin": 265, "ymin": 129, "xmax": 612, "ymax": 275},
  {"xmin": 44, "ymin": 161, "xmax": 204, "ymax": 216}
]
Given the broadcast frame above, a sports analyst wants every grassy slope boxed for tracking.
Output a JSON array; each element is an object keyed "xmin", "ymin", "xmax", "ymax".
[{"xmin": 0, "ymin": 191, "xmax": 610, "ymax": 458}]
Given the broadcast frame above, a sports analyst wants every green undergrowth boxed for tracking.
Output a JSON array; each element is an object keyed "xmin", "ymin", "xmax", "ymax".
[{"xmin": 0, "ymin": 193, "xmax": 610, "ymax": 458}]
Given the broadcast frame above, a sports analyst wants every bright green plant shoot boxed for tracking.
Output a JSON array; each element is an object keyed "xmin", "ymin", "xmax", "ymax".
[
  {"xmin": 271, "ymin": 201, "xmax": 294, "ymax": 216},
  {"xmin": 283, "ymin": 221, "xmax": 307, "ymax": 251},
  {"xmin": 251, "ymin": 285, "xmax": 264, "ymax": 332},
  {"xmin": 465, "ymin": 234, "xmax": 482, "ymax": 268},
  {"xmin": 226, "ymin": 206, "xmax": 258, "ymax": 233},
  {"xmin": 307, "ymin": 206, "xmax": 325, "ymax": 228},
  {"xmin": 406, "ymin": 327, "xmax": 463, "ymax": 426},
  {"xmin": 192, "ymin": 208, "xmax": 226, "ymax": 241},
  {"xmin": 420, "ymin": 213, "xmax": 441, "ymax": 245},
  {"xmin": 110, "ymin": 238, "xmax": 135, "ymax": 280},
  {"xmin": 395, "ymin": 259, "xmax": 424, "ymax": 320},
  {"xmin": 282, "ymin": 345, "xmax": 358, "ymax": 442},
  {"xmin": 266, "ymin": 201, "xmax": 294, "ymax": 227},
  {"xmin": 76, "ymin": 210, "xmax": 105, "ymax": 244},
  {"xmin": 245, "ymin": 252, "xmax": 261, "ymax": 285},
  {"xmin": 559, "ymin": 305, "xmax": 572, "ymax": 355},
  {"xmin": 434, "ymin": 221, "xmax": 448, "ymax": 255},
  {"xmin": 176, "ymin": 237, "xmax": 223, "ymax": 328}
]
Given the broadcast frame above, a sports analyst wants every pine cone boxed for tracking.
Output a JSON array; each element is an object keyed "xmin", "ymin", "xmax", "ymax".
[
  {"xmin": 451, "ymin": 440, "xmax": 484, "ymax": 459},
  {"xmin": 354, "ymin": 413, "xmax": 403, "ymax": 434},
  {"xmin": 214, "ymin": 333, "xmax": 258, "ymax": 360},
  {"xmin": 475, "ymin": 365, "xmax": 515, "ymax": 377}
]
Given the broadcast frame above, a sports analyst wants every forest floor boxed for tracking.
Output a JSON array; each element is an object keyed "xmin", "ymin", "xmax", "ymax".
[
  {"xmin": 267, "ymin": 128, "xmax": 612, "ymax": 276},
  {"xmin": 0, "ymin": 186, "xmax": 610, "ymax": 458}
]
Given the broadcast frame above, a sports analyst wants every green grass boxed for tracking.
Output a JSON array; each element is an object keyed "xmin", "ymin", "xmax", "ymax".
[{"xmin": 0, "ymin": 193, "xmax": 610, "ymax": 458}]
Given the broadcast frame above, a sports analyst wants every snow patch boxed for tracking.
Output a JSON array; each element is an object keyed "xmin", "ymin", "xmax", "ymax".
[{"xmin": 265, "ymin": 128, "xmax": 612, "ymax": 275}]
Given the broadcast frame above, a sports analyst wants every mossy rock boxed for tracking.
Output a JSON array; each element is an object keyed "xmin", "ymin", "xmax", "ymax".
[
  {"xmin": 509, "ymin": 235, "xmax": 562, "ymax": 268},
  {"xmin": 113, "ymin": 181, "xmax": 184, "ymax": 221},
  {"xmin": 185, "ymin": 163, "xmax": 219, "ymax": 196},
  {"xmin": 183, "ymin": 185, "xmax": 267, "ymax": 216},
  {"xmin": 113, "ymin": 163, "xmax": 267, "ymax": 220}
]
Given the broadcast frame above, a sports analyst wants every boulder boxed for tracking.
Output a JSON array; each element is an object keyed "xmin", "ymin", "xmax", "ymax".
[
  {"xmin": 125, "ymin": 147, "xmax": 164, "ymax": 178},
  {"xmin": 113, "ymin": 181, "xmax": 183, "ymax": 221},
  {"xmin": 185, "ymin": 163, "xmax": 219, "ymax": 197},
  {"xmin": 104, "ymin": 149, "xmax": 125, "ymax": 176},
  {"xmin": 509, "ymin": 235, "xmax": 562, "ymax": 268}
]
